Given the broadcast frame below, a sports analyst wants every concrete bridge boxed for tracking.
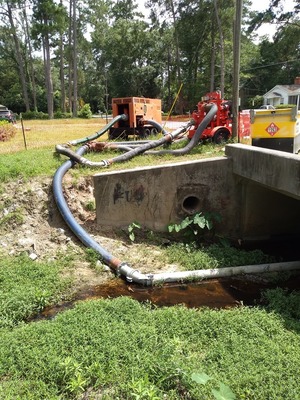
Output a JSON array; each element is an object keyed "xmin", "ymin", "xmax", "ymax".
[{"xmin": 93, "ymin": 144, "xmax": 300, "ymax": 241}]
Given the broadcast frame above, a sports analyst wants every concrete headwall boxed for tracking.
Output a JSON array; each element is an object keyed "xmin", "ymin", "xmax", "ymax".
[
  {"xmin": 225, "ymin": 144, "xmax": 300, "ymax": 200},
  {"xmin": 93, "ymin": 144, "xmax": 300, "ymax": 240},
  {"xmin": 93, "ymin": 157, "xmax": 240, "ymax": 237}
]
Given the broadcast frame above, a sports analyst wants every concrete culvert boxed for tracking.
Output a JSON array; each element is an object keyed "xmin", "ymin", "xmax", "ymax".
[{"xmin": 182, "ymin": 195, "xmax": 201, "ymax": 214}]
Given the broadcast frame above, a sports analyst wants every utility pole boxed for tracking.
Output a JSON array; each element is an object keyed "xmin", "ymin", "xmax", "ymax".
[{"xmin": 232, "ymin": 0, "xmax": 243, "ymax": 139}]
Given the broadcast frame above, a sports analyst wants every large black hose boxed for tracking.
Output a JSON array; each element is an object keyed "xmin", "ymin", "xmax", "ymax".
[
  {"xmin": 55, "ymin": 121, "xmax": 193, "ymax": 167},
  {"xmin": 68, "ymin": 114, "xmax": 128, "ymax": 146},
  {"xmin": 53, "ymin": 147, "xmax": 122, "ymax": 270},
  {"xmin": 105, "ymin": 123, "xmax": 192, "ymax": 165},
  {"xmin": 143, "ymin": 103, "xmax": 218, "ymax": 156}
]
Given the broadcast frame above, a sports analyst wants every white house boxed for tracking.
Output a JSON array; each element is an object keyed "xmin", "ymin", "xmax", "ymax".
[{"xmin": 263, "ymin": 77, "xmax": 300, "ymax": 109}]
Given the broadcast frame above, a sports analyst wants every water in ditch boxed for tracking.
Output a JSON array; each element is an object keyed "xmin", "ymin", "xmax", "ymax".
[
  {"xmin": 32, "ymin": 237, "xmax": 300, "ymax": 321},
  {"xmin": 33, "ymin": 271, "xmax": 300, "ymax": 322}
]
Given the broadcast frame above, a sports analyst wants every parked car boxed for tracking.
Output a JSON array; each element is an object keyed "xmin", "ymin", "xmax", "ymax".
[
  {"xmin": 0, "ymin": 107, "xmax": 16, "ymax": 123},
  {"xmin": 260, "ymin": 105, "xmax": 275, "ymax": 110}
]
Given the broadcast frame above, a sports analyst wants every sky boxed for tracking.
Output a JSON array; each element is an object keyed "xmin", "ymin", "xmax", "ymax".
[
  {"xmin": 137, "ymin": 0, "xmax": 297, "ymax": 42},
  {"xmin": 250, "ymin": 0, "xmax": 296, "ymax": 40}
]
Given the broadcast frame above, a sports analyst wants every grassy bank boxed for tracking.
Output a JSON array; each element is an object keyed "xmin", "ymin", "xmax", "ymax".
[{"xmin": 0, "ymin": 295, "xmax": 300, "ymax": 399}]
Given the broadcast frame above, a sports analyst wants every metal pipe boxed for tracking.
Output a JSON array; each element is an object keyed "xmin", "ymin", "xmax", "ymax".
[{"xmin": 118, "ymin": 260, "xmax": 300, "ymax": 286}]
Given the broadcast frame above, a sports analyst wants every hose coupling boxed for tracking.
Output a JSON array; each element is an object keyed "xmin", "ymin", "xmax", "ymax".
[
  {"xmin": 145, "ymin": 274, "xmax": 154, "ymax": 286},
  {"xmin": 87, "ymin": 141, "xmax": 106, "ymax": 152},
  {"xmin": 116, "ymin": 262, "xmax": 132, "ymax": 277},
  {"xmin": 126, "ymin": 268, "xmax": 141, "ymax": 283},
  {"xmin": 121, "ymin": 113, "xmax": 128, "ymax": 121},
  {"xmin": 117, "ymin": 262, "xmax": 143, "ymax": 283}
]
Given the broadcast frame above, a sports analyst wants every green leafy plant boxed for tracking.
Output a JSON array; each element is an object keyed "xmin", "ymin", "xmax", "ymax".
[
  {"xmin": 21, "ymin": 111, "xmax": 49, "ymax": 120},
  {"xmin": 130, "ymin": 375, "xmax": 161, "ymax": 399},
  {"xmin": 165, "ymin": 241, "xmax": 275, "ymax": 271},
  {"xmin": 128, "ymin": 221, "xmax": 141, "ymax": 242},
  {"xmin": 54, "ymin": 111, "xmax": 72, "ymax": 119},
  {"xmin": 168, "ymin": 211, "xmax": 222, "ymax": 242},
  {"xmin": 191, "ymin": 372, "xmax": 236, "ymax": 400},
  {"xmin": 84, "ymin": 248, "xmax": 102, "ymax": 269},
  {"xmin": 33, "ymin": 289, "xmax": 52, "ymax": 312},
  {"xmin": 61, "ymin": 357, "xmax": 88, "ymax": 396}
]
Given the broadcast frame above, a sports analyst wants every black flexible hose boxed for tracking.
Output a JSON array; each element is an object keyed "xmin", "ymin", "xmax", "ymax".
[
  {"xmin": 55, "ymin": 122, "xmax": 193, "ymax": 167},
  {"xmin": 105, "ymin": 122, "xmax": 193, "ymax": 164},
  {"xmin": 68, "ymin": 114, "xmax": 128, "ymax": 146},
  {"xmin": 144, "ymin": 103, "xmax": 217, "ymax": 156},
  {"xmin": 52, "ymin": 146, "xmax": 122, "ymax": 269}
]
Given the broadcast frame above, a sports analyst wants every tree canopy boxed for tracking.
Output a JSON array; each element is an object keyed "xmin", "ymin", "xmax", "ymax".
[{"xmin": 0, "ymin": 0, "xmax": 299, "ymax": 116}]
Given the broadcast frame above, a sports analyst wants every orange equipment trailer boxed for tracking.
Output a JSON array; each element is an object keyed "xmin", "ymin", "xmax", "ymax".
[{"xmin": 109, "ymin": 97, "xmax": 162, "ymax": 140}]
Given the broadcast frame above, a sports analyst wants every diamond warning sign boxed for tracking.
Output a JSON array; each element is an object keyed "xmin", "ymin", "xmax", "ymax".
[{"xmin": 266, "ymin": 122, "xmax": 279, "ymax": 136}]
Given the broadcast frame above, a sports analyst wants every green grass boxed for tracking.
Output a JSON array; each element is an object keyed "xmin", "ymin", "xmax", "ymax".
[
  {"xmin": 0, "ymin": 118, "xmax": 107, "ymax": 154},
  {"xmin": 0, "ymin": 117, "xmax": 226, "ymax": 184},
  {"xmin": 0, "ymin": 138, "xmax": 224, "ymax": 184},
  {"xmin": 0, "ymin": 148, "xmax": 62, "ymax": 183},
  {"xmin": 0, "ymin": 254, "xmax": 72, "ymax": 329},
  {"xmin": 0, "ymin": 296, "xmax": 299, "ymax": 399},
  {"xmin": 165, "ymin": 242, "xmax": 275, "ymax": 270}
]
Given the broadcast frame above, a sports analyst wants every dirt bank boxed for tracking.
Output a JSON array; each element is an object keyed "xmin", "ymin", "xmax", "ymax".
[{"xmin": 0, "ymin": 176, "xmax": 178, "ymax": 289}]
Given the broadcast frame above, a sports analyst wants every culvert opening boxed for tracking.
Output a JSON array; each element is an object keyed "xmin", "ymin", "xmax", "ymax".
[{"xmin": 182, "ymin": 195, "xmax": 201, "ymax": 213}]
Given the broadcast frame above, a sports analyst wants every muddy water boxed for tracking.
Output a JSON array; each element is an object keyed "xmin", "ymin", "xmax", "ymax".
[
  {"xmin": 32, "ymin": 237, "xmax": 300, "ymax": 321},
  {"xmin": 35, "ymin": 272, "xmax": 300, "ymax": 321}
]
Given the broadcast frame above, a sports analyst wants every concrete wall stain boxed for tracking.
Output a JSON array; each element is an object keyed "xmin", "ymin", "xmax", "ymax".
[{"xmin": 113, "ymin": 182, "xmax": 146, "ymax": 205}]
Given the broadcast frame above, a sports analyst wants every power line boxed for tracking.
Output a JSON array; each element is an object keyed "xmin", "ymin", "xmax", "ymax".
[{"xmin": 242, "ymin": 58, "xmax": 300, "ymax": 72}]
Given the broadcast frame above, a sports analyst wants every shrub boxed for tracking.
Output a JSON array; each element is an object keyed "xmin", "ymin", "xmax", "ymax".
[
  {"xmin": 275, "ymin": 104, "xmax": 296, "ymax": 109},
  {"xmin": 0, "ymin": 120, "xmax": 17, "ymax": 142},
  {"xmin": 21, "ymin": 111, "xmax": 49, "ymax": 120},
  {"xmin": 77, "ymin": 104, "xmax": 92, "ymax": 119},
  {"xmin": 54, "ymin": 111, "xmax": 72, "ymax": 119}
]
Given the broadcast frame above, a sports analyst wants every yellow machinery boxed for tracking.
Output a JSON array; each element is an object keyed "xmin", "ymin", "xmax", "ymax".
[
  {"xmin": 109, "ymin": 97, "xmax": 162, "ymax": 139},
  {"xmin": 250, "ymin": 107, "xmax": 300, "ymax": 153}
]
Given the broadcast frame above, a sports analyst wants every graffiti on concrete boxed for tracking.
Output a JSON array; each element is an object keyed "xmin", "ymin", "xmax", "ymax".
[{"xmin": 113, "ymin": 182, "xmax": 145, "ymax": 205}]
